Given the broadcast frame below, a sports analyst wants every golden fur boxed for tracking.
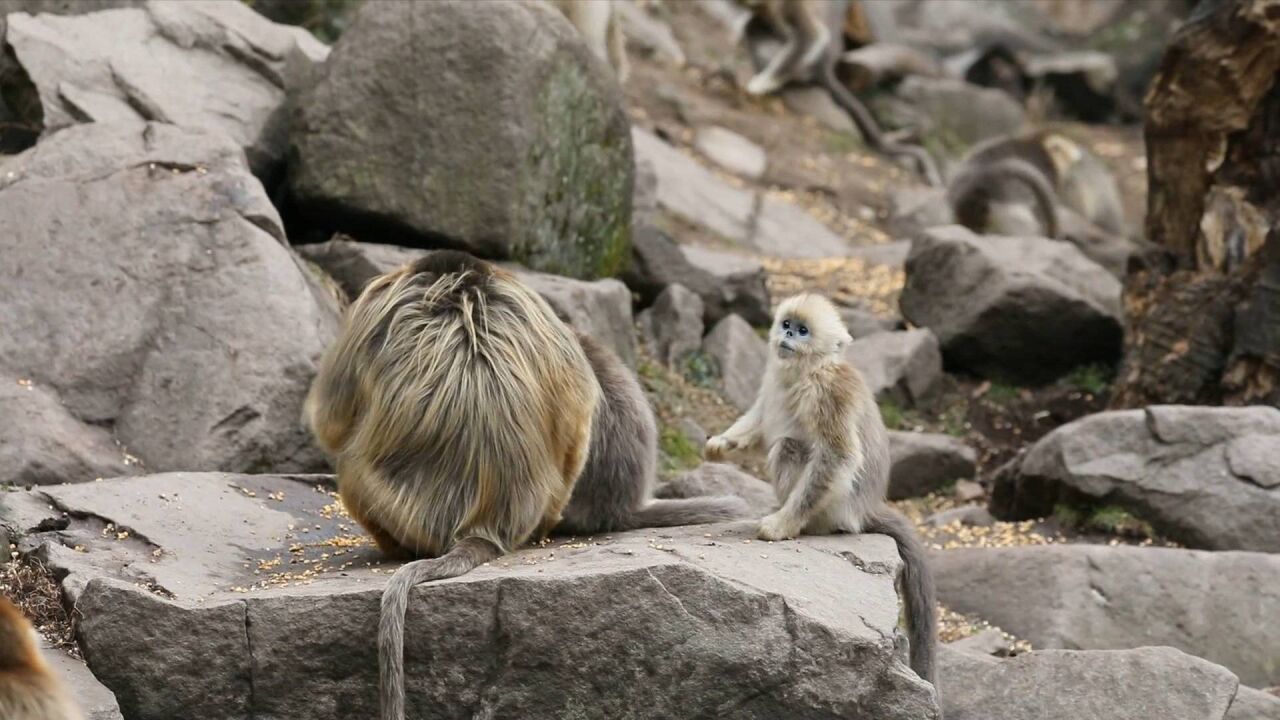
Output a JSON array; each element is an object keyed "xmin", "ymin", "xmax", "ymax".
[
  {"xmin": 304, "ymin": 251, "xmax": 599, "ymax": 559},
  {"xmin": 0, "ymin": 598, "xmax": 83, "ymax": 720},
  {"xmin": 705, "ymin": 293, "xmax": 940, "ymax": 692}
]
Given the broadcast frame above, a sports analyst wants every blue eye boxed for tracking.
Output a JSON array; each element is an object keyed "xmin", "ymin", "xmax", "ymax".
[
  {"xmin": 781, "ymin": 319, "xmax": 790, "ymax": 329},
  {"xmin": 798, "ymin": 325, "xmax": 809, "ymax": 336}
]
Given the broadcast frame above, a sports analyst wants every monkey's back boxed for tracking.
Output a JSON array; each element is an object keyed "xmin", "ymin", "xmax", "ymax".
[{"xmin": 336, "ymin": 264, "xmax": 599, "ymax": 557}]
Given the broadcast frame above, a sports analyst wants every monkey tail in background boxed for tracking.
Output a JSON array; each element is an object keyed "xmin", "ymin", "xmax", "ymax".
[
  {"xmin": 379, "ymin": 538, "xmax": 501, "ymax": 720},
  {"xmin": 948, "ymin": 156, "xmax": 1061, "ymax": 239},
  {"xmin": 865, "ymin": 505, "xmax": 938, "ymax": 687},
  {"xmin": 818, "ymin": 62, "xmax": 943, "ymax": 187}
]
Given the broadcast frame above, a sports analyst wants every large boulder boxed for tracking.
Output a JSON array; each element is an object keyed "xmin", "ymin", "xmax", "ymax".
[
  {"xmin": 1, "ymin": 0, "xmax": 326, "ymax": 175},
  {"xmin": 845, "ymin": 329, "xmax": 943, "ymax": 406},
  {"xmin": 887, "ymin": 431, "xmax": 976, "ymax": 499},
  {"xmin": 11, "ymin": 473, "xmax": 939, "ymax": 720},
  {"xmin": 694, "ymin": 125, "xmax": 766, "ymax": 180},
  {"xmin": 288, "ymin": 0, "xmax": 633, "ymax": 280},
  {"xmin": 939, "ymin": 645, "xmax": 1240, "ymax": 720},
  {"xmin": 933, "ymin": 544, "xmax": 1280, "ymax": 687},
  {"xmin": 296, "ymin": 238, "xmax": 638, "ymax": 366},
  {"xmin": 0, "ymin": 122, "xmax": 338, "ymax": 475},
  {"xmin": 882, "ymin": 77, "xmax": 1026, "ymax": 151},
  {"xmin": 703, "ymin": 314, "xmax": 768, "ymax": 411},
  {"xmin": 633, "ymin": 127, "xmax": 755, "ymax": 244},
  {"xmin": 0, "ymin": 372, "xmax": 137, "ymax": 486},
  {"xmin": 991, "ymin": 405, "xmax": 1280, "ymax": 552},
  {"xmin": 900, "ymin": 225, "xmax": 1123, "ymax": 384}
]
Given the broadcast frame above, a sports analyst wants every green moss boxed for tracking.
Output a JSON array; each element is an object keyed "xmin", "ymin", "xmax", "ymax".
[
  {"xmin": 680, "ymin": 350, "xmax": 720, "ymax": 390},
  {"xmin": 985, "ymin": 381, "xmax": 1021, "ymax": 404},
  {"xmin": 520, "ymin": 59, "xmax": 633, "ymax": 280},
  {"xmin": 1055, "ymin": 502, "xmax": 1156, "ymax": 539},
  {"xmin": 659, "ymin": 422, "xmax": 701, "ymax": 476},
  {"xmin": 823, "ymin": 130, "xmax": 864, "ymax": 155},
  {"xmin": 879, "ymin": 398, "xmax": 907, "ymax": 430},
  {"xmin": 1065, "ymin": 364, "xmax": 1112, "ymax": 396}
]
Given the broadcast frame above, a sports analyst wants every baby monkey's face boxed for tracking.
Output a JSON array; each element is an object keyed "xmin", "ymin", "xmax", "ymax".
[{"xmin": 770, "ymin": 294, "xmax": 852, "ymax": 361}]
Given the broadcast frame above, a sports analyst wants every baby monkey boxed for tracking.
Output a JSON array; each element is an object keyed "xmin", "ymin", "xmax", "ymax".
[
  {"xmin": 0, "ymin": 597, "xmax": 83, "ymax": 720},
  {"xmin": 705, "ymin": 294, "xmax": 939, "ymax": 691}
]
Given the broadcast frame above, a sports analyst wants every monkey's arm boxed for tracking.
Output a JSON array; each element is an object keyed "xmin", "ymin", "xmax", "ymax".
[
  {"xmin": 704, "ymin": 399, "xmax": 765, "ymax": 460},
  {"xmin": 303, "ymin": 335, "xmax": 363, "ymax": 455}
]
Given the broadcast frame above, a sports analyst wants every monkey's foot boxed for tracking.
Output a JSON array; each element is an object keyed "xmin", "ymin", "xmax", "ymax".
[
  {"xmin": 745, "ymin": 72, "xmax": 786, "ymax": 96},
  {"xmin": 757, "ymin": 512, "xmax": 802, "ymax": 541}
]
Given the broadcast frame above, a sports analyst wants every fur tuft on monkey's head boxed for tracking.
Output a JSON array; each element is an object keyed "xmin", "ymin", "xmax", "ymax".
[{"xmin": 769, "ymin": 293, "xmax": 851, "ymax": 361}]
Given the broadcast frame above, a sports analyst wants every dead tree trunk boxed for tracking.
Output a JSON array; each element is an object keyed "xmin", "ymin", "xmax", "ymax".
[{"xmin": 1111, "ymin": 0, "xmax": 1280, "ymax": 408}]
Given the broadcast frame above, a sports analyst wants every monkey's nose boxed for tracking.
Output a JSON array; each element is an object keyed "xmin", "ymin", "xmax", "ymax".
[{"xmin": 786, "ymin": 330, "xmax": 794, "ymax": 338}]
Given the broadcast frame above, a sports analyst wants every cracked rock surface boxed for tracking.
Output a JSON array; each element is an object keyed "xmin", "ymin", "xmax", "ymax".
[
  {"xmin": 991, "ymin": 405, "xmax": 1280, "ymax": 552},
  {"xmin": 0, "ymin": 122, "xmax": 340, "ymax": 476},
  {"xmin": 7, "ymin": 472, "xmax": 938, "ymax": 720},
  {"xmin": 2, "ymin": 0, "xmax": 327, "ymax": 176},
  {"xmin": 933, "ymin": 544, "xmax": 1280, "ymax": 688}
]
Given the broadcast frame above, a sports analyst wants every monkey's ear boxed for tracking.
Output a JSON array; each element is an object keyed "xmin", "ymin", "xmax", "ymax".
[{"xmin": 835, "ymin": 329, "xmax": 852, "ymax": 351}]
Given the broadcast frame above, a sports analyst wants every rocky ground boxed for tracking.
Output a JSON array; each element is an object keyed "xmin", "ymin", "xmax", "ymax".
[{"xmin": 1, "ymin": 1, "xmax": 1278, "ymax": 719}]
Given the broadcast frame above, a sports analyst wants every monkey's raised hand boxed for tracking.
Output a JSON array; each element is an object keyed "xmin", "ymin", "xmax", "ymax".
[{"xmin": 704, "ymin": 435, "xmax": 739, "ymax": 461}]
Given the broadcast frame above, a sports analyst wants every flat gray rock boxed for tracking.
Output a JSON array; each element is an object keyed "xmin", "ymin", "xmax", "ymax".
[
  {"xmin": 289, "ymin": 0, "xmax": 632, "ymax": 279},
  {"xmin": 633, "ymin": 127, "xmax": 754, "ymax": 244},
  {"xmin": 991, "ymin": 405, "xmax": 1280, "ymax": 552},
  {"xmin": 40, "ymin": 640, "xmax": 122, "ymax": 720},
  {"xmin": 887, "ymin": 431, "xmax": 976, "ymax": 499},
  {"xmin": 0, "ymin": 122, "xmax": 339, "ymax": 475},
  {"xmin": 694, "ymin": 125, "xmax": 767, "ymax": 180},
  {"xmin": 750, "ymin": 195, "xmax": 852, "ymax": 258},
  {"xmin": 944, "ymin": 628, "xmax": 1008, "ymax": 656},
  {"xmin": 939, "ymin": 645, "xmax": 1239, "ymax": 720},
  {"xmin": 4, "ymin": 0, "xmax": 325, "ymax": 176},
  {"xmin": 13, "ymin": 473, "xmax": 938, "ymax": 720},
  {"xmin": 782, "ymin": 86, "xmax": 860, "ymax": 135},
  {"xmin": 933, "ymin": 544, "xmax": 1280, "ymax": 687},
  {"xmin": 900, "ymin": 225, "xmax": 1123, "ymax": 384},
  {"xmin": 703, "ymin": 314, "xmax": 768, "ymax": 411},
  {"xmin": 845, "ymin": 329, "xmax": 942, "ymax": 406}
]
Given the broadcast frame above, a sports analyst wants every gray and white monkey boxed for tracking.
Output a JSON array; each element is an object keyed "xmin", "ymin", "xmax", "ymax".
[
  {"xmin": 736, "ymin": 0, "xmax": 942, "ymax": 186},
  {"xmin": 705, "ymin": 293, "xmax": 940, "ymax": 695},
  {"xmin": 947, "ymin": 130, "xmax": 1126, "ymax": 240}
]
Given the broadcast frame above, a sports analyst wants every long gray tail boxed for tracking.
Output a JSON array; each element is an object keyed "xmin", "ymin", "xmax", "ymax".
[
  {"xmin": 948, "ymin": 156, "xmax": 1061, "ymax": 239},
  {"xmin": 616, "ymin": 496, "xmax": 751, "ymax": 531},
  {"xmin": 379, "ymin": 537, "xmax": 501, "ymax": 720},
  {"xmin": 865, "ymin": 506, "xmax": 939, "ymax": 691}
]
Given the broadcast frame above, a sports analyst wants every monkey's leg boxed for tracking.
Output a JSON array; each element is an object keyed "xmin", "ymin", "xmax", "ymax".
[
  {"xmin": 535, "ymin": 410, "xmax": 595, "ymax": 540},
  {"xmin": 746, "ymin": 4, "xmax": 803, "ymax": 95},
  {"xmin": 792, "ymin": 1, "xmax": 831, "ymax": 76},
  {"xmin": 759, "ymin": 446, "xmax": 851, "ymax": 541}
]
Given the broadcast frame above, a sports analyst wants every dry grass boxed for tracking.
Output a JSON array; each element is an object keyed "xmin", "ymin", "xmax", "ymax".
[{"xmin": 1, "ymin": 553, "xmax": 79, "ymax": 657}]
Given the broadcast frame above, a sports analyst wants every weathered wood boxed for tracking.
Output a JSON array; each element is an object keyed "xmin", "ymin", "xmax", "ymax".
[{"xmin": 1143, "ymin": 0, "xmax": 1280, "ymax": 269}]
